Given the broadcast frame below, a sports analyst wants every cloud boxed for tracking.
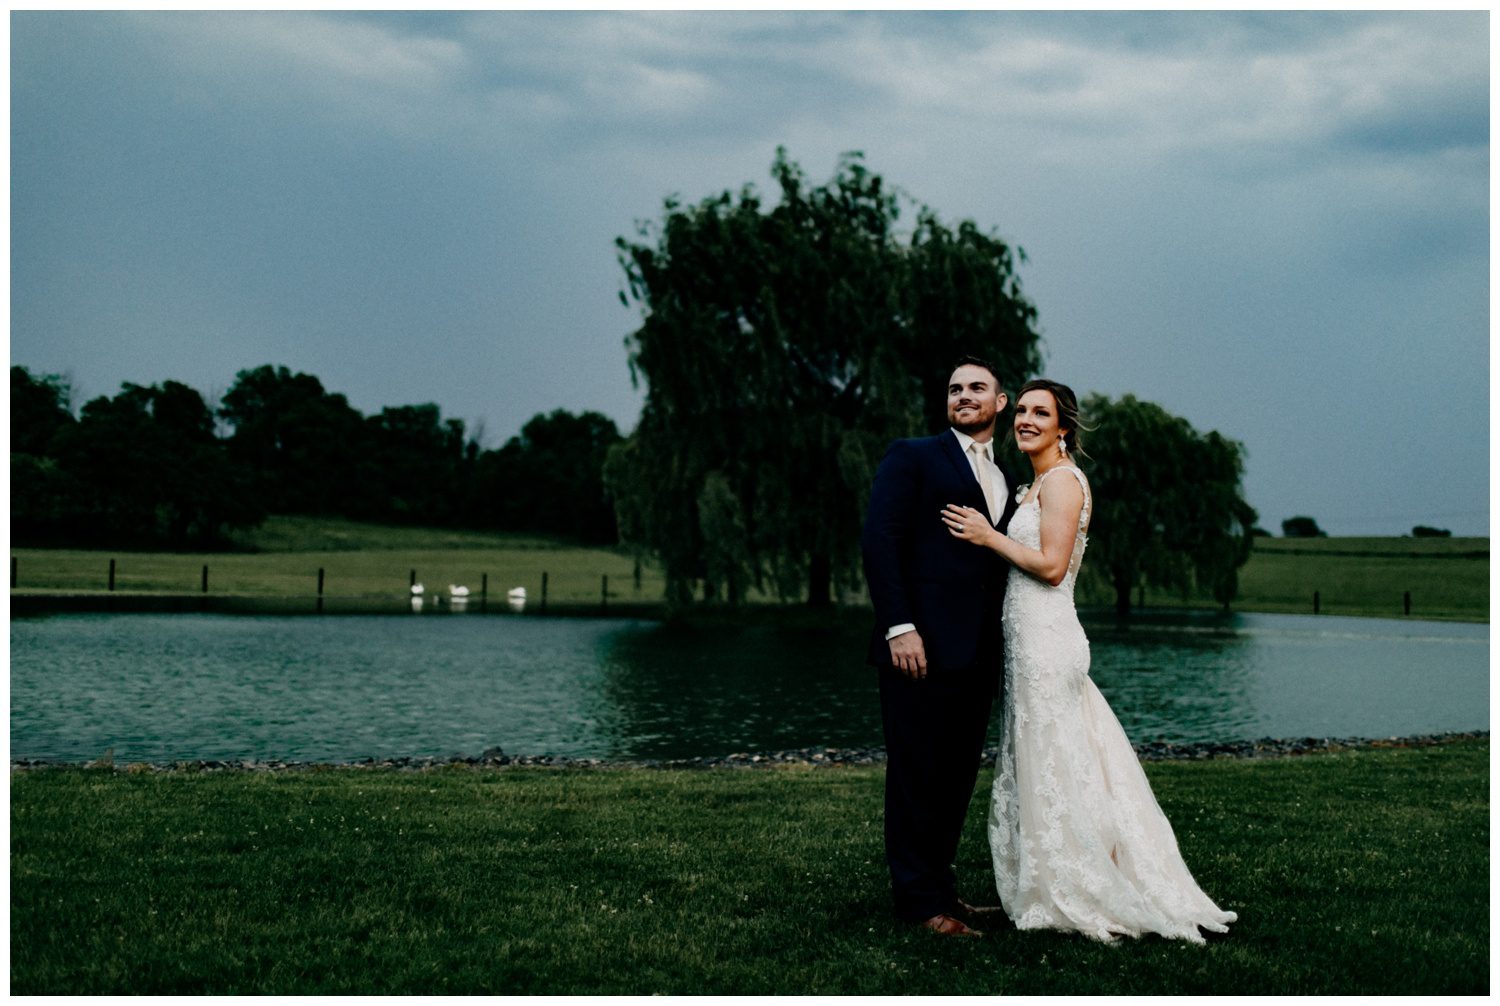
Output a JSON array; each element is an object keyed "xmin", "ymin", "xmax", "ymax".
[
  {"xmin": 107, "ymin": 11, "xmax": 1484, "ymax": 183},
  {"xmin": 127, "ymin": 12, "xmax": 473, "ymax": 141},
  {"xmin": 689, "ymin": 11, "xmax": 1490, "ymax": 172}
]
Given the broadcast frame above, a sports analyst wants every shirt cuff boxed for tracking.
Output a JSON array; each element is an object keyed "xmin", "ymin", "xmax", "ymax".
[{"xmin": 885, "ymin": 623, "xmax": 917, "ymax": 641}]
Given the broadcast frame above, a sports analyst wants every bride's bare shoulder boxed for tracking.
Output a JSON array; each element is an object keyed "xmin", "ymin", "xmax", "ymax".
[{"xmin": 1038, "ymin": 467, "xmax": 1086, "ymax": 505}]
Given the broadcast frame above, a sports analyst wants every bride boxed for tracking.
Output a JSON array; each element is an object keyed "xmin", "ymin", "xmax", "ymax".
[{"xmin": 941, "ymin": 379, "xmax": 1236, "ymax": 943}]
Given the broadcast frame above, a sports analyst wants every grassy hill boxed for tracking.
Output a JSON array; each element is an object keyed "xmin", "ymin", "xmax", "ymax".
[
  {"xmin": 11, "ymin": 516, "xmax": 664, "ymax": 610},
  {"xmin": 1074, "ymin": 535, "xmax": 1488, "ymax": 622},
  {"xmin": 10, "ymin": 517, "xmax": 1489, "ymax": 622}
]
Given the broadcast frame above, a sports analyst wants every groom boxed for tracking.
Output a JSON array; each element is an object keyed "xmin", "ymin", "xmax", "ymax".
[{"xmin": 861, "ymin": 356, "xmax": 1018, "ymax": 937}]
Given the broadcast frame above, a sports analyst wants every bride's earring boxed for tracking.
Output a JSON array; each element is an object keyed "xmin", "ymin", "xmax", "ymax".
[{"xmin": 1057, "ymin": 433, "xmax": 1068, "ymax": 458}]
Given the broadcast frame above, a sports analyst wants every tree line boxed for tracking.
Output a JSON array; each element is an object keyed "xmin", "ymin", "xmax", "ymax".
[
  {"xmin": 13, "ymin": 150, "xmax": 1260, "ymax": 616},
  {"xmin": 11, "ymin": 364, "xmax": 622, "ymax": 549}
]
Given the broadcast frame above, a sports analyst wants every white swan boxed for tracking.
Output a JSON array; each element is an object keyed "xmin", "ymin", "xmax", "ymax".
[
  {"xmin": 449, "ymin": 584, "xmax": 470, "ymax": 598},
  {"xmin": 410, "ymin": 583, "xmax": 425, "ymax": 596},
  {"xmin": 507, "ymin": 586, "xmax": 527, "ymax": 600}
]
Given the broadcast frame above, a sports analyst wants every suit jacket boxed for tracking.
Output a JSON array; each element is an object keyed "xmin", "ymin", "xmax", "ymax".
[{"xmin": 861, "ymin": 430, "xmax": 1019, "ymax": 676}]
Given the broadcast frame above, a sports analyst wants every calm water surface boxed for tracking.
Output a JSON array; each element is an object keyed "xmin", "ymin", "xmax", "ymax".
[{"xmin": 10, "ymin": 611, "xmax": 1488, "ymax": 762}]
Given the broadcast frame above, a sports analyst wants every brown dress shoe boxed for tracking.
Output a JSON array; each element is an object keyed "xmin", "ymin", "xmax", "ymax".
[{"xmin": 920, "ymin": 913, "xmax": 984, "ymax": 938}]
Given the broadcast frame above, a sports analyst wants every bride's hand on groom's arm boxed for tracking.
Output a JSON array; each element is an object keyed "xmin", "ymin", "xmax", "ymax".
[
  {"xmin": 943, "ymin": 481, "xmax": 1082, "ymax": 586},
  {"xmin": 940, "ymin": 505, "xmax": 1000, "ymax": 550},
  {"xmin": 942, "ymin": 502, "xmax": 1059, "ymax": 583}
]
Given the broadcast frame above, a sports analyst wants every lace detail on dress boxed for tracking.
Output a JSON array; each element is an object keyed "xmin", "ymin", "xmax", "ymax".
[{"xmin": 989, "ymin": 465, "xmax": 1236, "ymax": 944}]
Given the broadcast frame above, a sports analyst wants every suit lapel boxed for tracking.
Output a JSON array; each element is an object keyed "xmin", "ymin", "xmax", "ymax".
[{"xmin": 939, "ymin": 430, "xmax": 993, "ymax": 520}]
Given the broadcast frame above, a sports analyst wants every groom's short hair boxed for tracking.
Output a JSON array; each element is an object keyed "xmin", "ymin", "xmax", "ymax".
[{"xmin": 951, "ymin": 355, "xmax": 1004, "ymax": 393}]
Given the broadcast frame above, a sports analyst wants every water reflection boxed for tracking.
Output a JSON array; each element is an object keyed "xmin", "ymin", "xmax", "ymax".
[
  {"xmin": 1082, "ymin": 613, "xmax": 1488, "ymax": 743},
  {"xmin": 1085, "ymin": 622, "xmax": 1257, "ymax": 743},
  {"xmin": 9, "ymin": 610, "xmax": 1488, "ymax": 763},
  {"xmin": 590, "ymin": 619, "xmax": 879, "ymax": 760}
]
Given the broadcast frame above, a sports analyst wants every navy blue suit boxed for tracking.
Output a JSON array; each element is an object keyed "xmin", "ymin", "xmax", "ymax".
[{"xmin": 860, "ymin": 430, "xmax": 1018, "ymax": 922}]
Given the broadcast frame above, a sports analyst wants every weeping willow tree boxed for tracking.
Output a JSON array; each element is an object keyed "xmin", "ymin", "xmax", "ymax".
[
  {"xmin": 608, "ymin": 148, "xmax": 1042, "ymax": 609},
  {"xmin": 1079, "ymin": 393, "xmax": 1257, "ymax": 616}
]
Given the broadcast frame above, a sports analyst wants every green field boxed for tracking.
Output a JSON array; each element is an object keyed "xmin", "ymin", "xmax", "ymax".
[
  {"xmin": 10, "ymin": 739, "xmax": 1487, "ymax": 994},
  {"xmin": 10, "ymin": 517, "xmax": 667, "ymax": 609},
  {"xmin": 9, "ymin": 517, "xmax": 1489, "ymax": 621},
  {"xmin": 1228, "ymin": 537, "xmax": 1486, "ymax": 620},
  {"xmin": 1079, "ymin": 536, "xmax": 1489, "ymax": 622}
]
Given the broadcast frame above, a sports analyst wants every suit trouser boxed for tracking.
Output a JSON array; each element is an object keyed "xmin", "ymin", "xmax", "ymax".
[{"xmin": 879, "ymin": 662, "xmax": 997, "ymax": 922}]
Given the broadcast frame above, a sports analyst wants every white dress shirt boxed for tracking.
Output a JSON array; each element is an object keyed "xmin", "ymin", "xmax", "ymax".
[{"xmin": 886, "ymin": 428, "xmax": 1010, "ymax": 641}]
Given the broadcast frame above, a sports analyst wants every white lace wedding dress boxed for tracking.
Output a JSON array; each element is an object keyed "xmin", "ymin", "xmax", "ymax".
[{"xmin": 987, "ymin": 465, "xmax": 1237, "ymax": 943}]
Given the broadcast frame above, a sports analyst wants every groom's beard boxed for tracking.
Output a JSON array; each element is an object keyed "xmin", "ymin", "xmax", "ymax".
[{"xmin": 950, "ymin": 415, "xmax": 997, "ymax": 438}]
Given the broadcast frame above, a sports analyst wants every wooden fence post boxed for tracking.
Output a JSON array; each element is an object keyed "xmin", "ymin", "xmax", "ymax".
[
  {"xmin": 541, "ymin": 571, "xmax": 549, "ymax": 612},
  {"xmin": 10, "ymin": 556, "xmax": 15, "ymax": 589},
  {"xmin": 1313, "ymin": 590, "xmax": 1320, "ymax": 615},
  {"xmin": 202, "ymin": 565, "xmax": 209, "ymax": 594},
  {"xmin": 1403, "ymin": 590, "xmax": 1411, "ymax": 616},
  {"xmin": 108, "ymin": 559, "xmax": 116, "ymax": 592},
  {"xmin": 317, "ymin": 567, "xmax": 325, "ymax": 613},
  {"xmin": 481, "ymin": 572, "xmax": 488, "ymax": 612},
  {"xmin": 601, "ymin": 574, "xmax": 609, "ymax": 612}
]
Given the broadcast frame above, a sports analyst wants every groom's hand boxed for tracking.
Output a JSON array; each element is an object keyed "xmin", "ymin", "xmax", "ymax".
[{"xmin": 889, "ymin": 631, "xmax": 928, "ymax": 679}]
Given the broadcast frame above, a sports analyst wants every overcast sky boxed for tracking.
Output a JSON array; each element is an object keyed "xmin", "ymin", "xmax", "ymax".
[{"xmin": 10, "ymin": 11, "xmax": 1490, "ymax": 535}]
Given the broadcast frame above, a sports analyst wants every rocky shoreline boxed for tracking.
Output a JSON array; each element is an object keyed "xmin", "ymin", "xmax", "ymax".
[{"xmin": 10, "ymin": 730, "xmax": 1486, "ymax": 774}]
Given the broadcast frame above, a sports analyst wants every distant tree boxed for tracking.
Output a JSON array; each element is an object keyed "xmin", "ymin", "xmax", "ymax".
[
  {"xmin": 218, "ymin": 365, "xmax": 371, "ymax": 516},
  {"xmin": 11, "ymin": 366, "xmax": 75, "ymax": 456},
  {"xmin": 11, "ymin": 367, "xmax": 80, "ymax": 540},
  {"xmin": 16, "ymin": 360, "xmax": 633, "ymax": 545},
  {"xmin": 1251, "ymin": 526, "xmax": 1272, "ymax": 537},
  {"xmin": 50, "ymin": 381, "xmax": 263, "ymax": 546},
  {"xmin": 1281, "ymin": 516, "xmax": 1326, "ymax": 538},
  {"xmin": 10, "ymin": 452, "xmax": 78, "ymax": 543},
  {"xmin": 1412, "ymin": 525, "xmax": 1452, "ymax": 538},
  {"xmin": 473, "ymin": 410, "xmax": 622, "ymax": 544},
  {"xmin": 365, "ymin": 403, "xmax": 468, "ymax": 524},
  {"xmin": 611, "ymin": 148, "xmax": 1042, "ymax": 608},
  {"xmin": 1080, "ymin": 393, "xmax": 1256, "ymax": 616}
]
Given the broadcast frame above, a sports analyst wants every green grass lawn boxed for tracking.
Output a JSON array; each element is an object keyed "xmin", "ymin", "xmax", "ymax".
[
  {"xmin": 10, "ymin": 517, "xmax": 1489, "ymax": 621},
  {"xmin": 10, "ymin": 740, "xmax": 1487, "ymax": 994}
]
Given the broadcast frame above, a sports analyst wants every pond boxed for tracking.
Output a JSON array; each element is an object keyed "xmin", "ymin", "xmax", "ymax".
[{"xmin": 9, "ymin": 611, "xmax": 1488, "ymax": 763}]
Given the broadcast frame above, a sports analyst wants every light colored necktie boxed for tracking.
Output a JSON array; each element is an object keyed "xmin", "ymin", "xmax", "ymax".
[{"xmin": 969, "ymin": 443, "xmax": 999, "ymax": 522}]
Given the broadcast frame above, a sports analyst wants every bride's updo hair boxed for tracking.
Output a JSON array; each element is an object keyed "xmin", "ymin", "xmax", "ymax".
[{"xmin": 1018, "ymin": 379, "xmax": 1090, "ymax": 460}]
